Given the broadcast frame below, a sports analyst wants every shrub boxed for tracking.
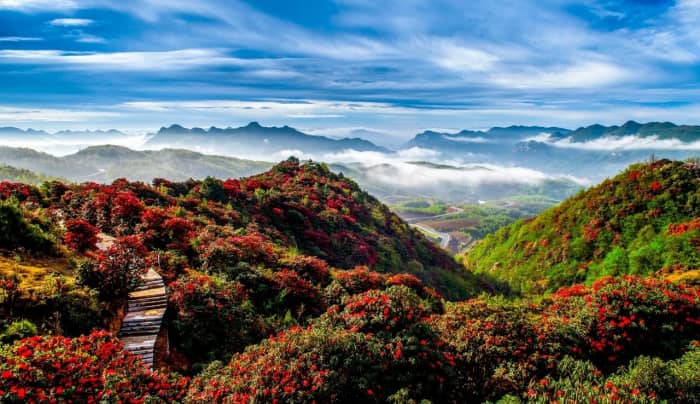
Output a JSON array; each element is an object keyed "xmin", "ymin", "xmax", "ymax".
[
  {"xmin": 63, "ymin": 219, "xmax": 99, "ymax": 252},
  {"xmin": 198, "ymin": 233, "xmax": 278, "ymax": 275},
  {"xmin": 77, "ymin": 235, "xmax": 149, "ymax": 299},
  {"xmin": 187, "ymin": 286, "xmax": 453, "ymax": 403},
  {"xmin": 168, "ymin": 273, "xmax": 266, "ymax": 366},
  {"xmin": 0, "ymin": 199, "xmax": 54, "ymax": 254},
  {"xmin": 547, "ymin": 276, "xmax": 700, "ymax": 367},
  {"xmin": 0, "ymin": 331, "xmax": 188, "ymax": 402},
  {"xmin": 0, "ymin": 320, "xmax": 38, "ymax": 344},
  {"xmin": 277, "ymin": 254, "xmax": 331, "ymax": 286},
  {"xmin": 434, "ymin": 298, "xmax": 565, "ymax": 402}
]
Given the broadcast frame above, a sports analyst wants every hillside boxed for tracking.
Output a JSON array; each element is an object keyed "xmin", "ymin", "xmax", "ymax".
[
  {"xmin": 0, "ymin": 145, "xmax": 272, "ymax": 183},
  {"xmin": 0, "ymin": 165, "xmax": 61, "ymax": 184},
  {"xmin": 464, "ymin": 159, "xmax": 700, "ymax": 293}
]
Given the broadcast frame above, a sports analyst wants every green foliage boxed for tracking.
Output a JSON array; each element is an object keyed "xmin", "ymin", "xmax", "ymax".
[
  {"xmin": 0, "ymin": 199, "xmax": 54, "ymax": 254},
  {"xmin": 0, "ymin": 320, "xmax": 38, "ymax": 344}
]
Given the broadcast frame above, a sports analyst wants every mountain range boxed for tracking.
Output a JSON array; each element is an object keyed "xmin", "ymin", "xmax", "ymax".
[
  {"xmin": 145, "ymin": 122, "xmax": 388, "ymax": 157},
  {"xmin": 2, "ymin": 120, "xmax": 700, "ymax": 198}
]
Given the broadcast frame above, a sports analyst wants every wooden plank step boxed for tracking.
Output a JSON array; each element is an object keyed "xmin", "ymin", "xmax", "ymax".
[{"xmin": 118, "ymin": 268, "xmax": 166, "ymax": 369}]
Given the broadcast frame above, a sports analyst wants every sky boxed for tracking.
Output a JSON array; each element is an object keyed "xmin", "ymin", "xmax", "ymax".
[{"xmin": 1, "ymin": 0, "xmax": 700, "ymax": 138}]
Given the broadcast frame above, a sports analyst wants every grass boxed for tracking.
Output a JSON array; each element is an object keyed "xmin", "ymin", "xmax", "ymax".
[{"xmin": 0, "ymin": 254, "xmax": 75, "ymax": 297}]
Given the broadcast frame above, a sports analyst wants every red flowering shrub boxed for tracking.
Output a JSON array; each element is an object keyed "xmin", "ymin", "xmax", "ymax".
[
  {"xmin": 434, "ymin": 298, "xmax": 566, "ymax": 402},
  {"xmin": 77, "ymin": 235, "xmax": 149, "ymax": 299},
  {"xmin": 110, "ymin": 190, "xmax": 144, "ymax": 234},
  {"xmin": 162, "ymin": 217, "xmax": 195, "ymax": 251},
  {"xmin": 168, "ymin": 274, "xmax": 266, "ymax": 365},
  {"xmin": 0, "ymin": 182, "xmax": 45, "ymax": 205},
  {"xmin": 139, "ymin": 207, "xmax": 170, "ymax": 248},
  {"xmin": 187, "ymin": 286, "xmax": 454, "ymax": 403},
  {"xmin": 323, "ymin": 266, "xmax": 387, "ymax": 305},
  {"xmin": 198, "ymin": 233, "xmax": 278, "ymax": 275},
  {"xmin": 63, "ymin": 219, "xmax": 99, "ymax": 252},
  {"xmin": 547, "ymin": 276, "xmax": 700, "ymax": 367},
  {"xmin": 0, "ymin": 331, "xmax": 187, "ymax": 402},
  {"xmin": 277, "ymin": 254, "xmax": 331, "ymax": 285},
  {"xmin": 667, "ymin": 218, "xmax": 700, "ymax": 235},
  {"xmin": 333, "ymin": 266, "xmax": 386, "ymax": 295},
  {"xmin": 271, "ymin": 269, "xmax": 325, "ymax": 317}
]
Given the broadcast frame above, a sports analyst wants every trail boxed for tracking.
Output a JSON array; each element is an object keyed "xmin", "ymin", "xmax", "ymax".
[{"xmin": 97, "ymin": 233, "xmax": 166, "ymax": 368}]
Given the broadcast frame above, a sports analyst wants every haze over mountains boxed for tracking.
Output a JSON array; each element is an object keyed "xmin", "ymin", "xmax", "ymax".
[{"xmin": 2, "ymin": 120, "xmax": 700, "ymax": 203}]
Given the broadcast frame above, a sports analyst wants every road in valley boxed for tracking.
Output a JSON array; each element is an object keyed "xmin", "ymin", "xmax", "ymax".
[
  {"xmin": 398, "ymin": 207, "xmax": 464, "ymax": 252},
  {"xmin": 412, "ymin": 223, "xmax": 451, "ymax": 249}
]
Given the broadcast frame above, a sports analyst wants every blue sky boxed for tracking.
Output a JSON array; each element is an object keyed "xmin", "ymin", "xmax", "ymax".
[{"xmin": 0, "ymin": 0, "xmax": 699, "ymax": 137}]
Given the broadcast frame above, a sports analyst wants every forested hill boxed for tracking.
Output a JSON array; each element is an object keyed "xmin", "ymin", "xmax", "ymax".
[{"xmin": 464, "ymin": 159, "xmax": 700, "ymax": 294}]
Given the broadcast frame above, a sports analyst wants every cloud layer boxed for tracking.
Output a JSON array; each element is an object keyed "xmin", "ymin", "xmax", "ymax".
[{"xmin": 530, "ymin": 133, "xmax": 700, "ymax": 151}]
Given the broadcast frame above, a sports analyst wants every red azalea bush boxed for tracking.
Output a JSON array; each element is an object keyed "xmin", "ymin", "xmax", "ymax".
[
  {"xmin": 433, "ymin": 298, "xmax": 565, "ymax": 402},
  {"xmin": 270, "ymin": 269, "xmax": 325, "ymax": 318},
  {"xmin": 168, "ymin": 274, "xmax": 266, "ymax": 365},
  {"xmin": 110, "ymin": 190, "xmax": 144, "ymax": 234},
  {"xmin": 63, "ymin": 219, "xmax": 99, "ymax": 253},
  {"xmin": 547, "ymin": 276, "xmax": 700, "ymax": 367},
  {"xmin": 187, "ymin": 286, "xmax": 454, "ymax": 403},
  {"xmin": 323, "ymin": 266, "xmax": 388, "ymax": 305},
  {"xmin": 0, "ymin": 276, "xmax": 20, "ymax": 313},
  {"xmin": 77, "ymin": 235, "xmax": 149, "ymax": 299},
  {"xmin": 333, "ymin": 266, "xmax": 386, "ymax": 295},
  {"xmin": 197, "ymin": 233, "xmax": 278, "ymax": 275},
  {"xmin": 276, "ymin": 254, "xmax": 331, "ymax": 285},
  {"xmin": 0, "ymin": 330, "xmax": 187, "ymax": 402}
]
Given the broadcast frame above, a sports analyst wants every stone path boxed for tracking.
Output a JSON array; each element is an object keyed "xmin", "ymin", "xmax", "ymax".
[{"xmin": 117, "ymin": 268, "xmax": 167, "ymax": 368}]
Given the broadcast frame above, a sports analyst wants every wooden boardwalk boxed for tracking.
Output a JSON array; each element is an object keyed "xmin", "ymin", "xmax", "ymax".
[{"xmin": 117, "ymin": 268, "xmax": 167, "ymax": 368}]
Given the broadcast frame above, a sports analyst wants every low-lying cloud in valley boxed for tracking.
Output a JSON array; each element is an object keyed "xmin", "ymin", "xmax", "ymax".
[{"xmin": 529, "ymin": 133, "xmax": 700, "ymax": 151}]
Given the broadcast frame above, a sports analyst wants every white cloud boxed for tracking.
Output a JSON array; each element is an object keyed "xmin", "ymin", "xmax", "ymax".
[
  {"xmin": 396, "ymin": 147, "xmax": 441, "ymax": 159},
  {"xmin": 427, "ymin": 38, "xmax": 498, "ymax": 72},
  {"xmin": 0, "ymin": 36, "xmax": 42, "ymax": 42},
  {"xmin": 441, "ymin": 135, "xmax": 490, "ymax": 143},
  {"xmin": 530, "ymin": 133, "xmax": 700, "ymax": 151},
  {"xmin": 0, "ymin": 106, "xmax": 119, "ymax": 123},
  {"xmin": 491, "ymin": 61, "xmax": 632, "ymax": 89},
  {"xmin": 49, "ymin": 18, "xmax": 94, "ymax": 27},
  {"xmin": 0, "ymin": 49, "xmax": 252, "ymax": 71},
  {"xmin": 313, "ymin": 149, "xmax": 588, "ymax": 188},
  {"xmin": 0, "ymin": 0, "xmax": 78, "ymax": 11},
  {"xmin": 72, "ymin": 33, "xmax": 107, "ymax": 44}
]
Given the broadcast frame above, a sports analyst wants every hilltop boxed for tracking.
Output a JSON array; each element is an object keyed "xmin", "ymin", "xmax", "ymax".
[{"xmin": 464, "ymin": 158, "xmax": 700, "ymax": 293}]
